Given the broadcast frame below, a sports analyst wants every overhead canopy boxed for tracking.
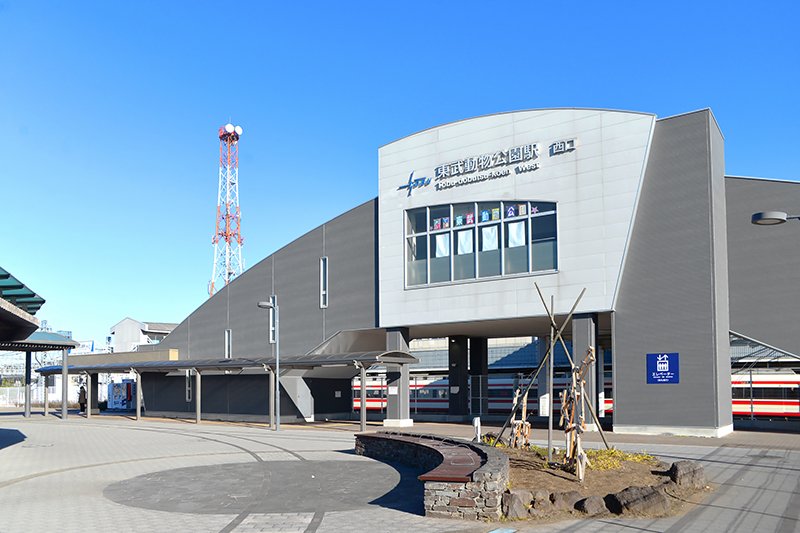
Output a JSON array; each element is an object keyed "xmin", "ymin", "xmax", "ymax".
[
  {"xmin": 0, "ymin": 266, "xmax": 45, "ymax": 316},
  {"xmin": 0, "ymin": 331, "xmax": 79, "ymax": 352},
  {"xmin": 35, "ymin": 350, "xmax": 418, "ymax": 376}
]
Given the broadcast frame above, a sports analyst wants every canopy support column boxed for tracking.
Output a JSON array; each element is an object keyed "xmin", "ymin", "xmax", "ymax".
[
  {"xmin": 85, "ymin": 372, "xmax": 91, "ymax": 419},
  {"xmin": 24, "ymin": 351, "xmax": 31, "ymax": 418},
  {"xmin": 134, "ymin": 370, "xmax": 142, "ymax": 421},
  {"xmin": 360, "ymin": 363, "xmax": 367, "ymax": 432},
  {"xmin": 43, "ymin": 377, "xmax": 48, "ymax": 416},
  {"xmin": 61, "ymin": 348, "xmax": 68, "ymax": 420},
  {"xmin": 195, "ymin": 369, "xmax": 202, "ymax": 424},
  {"xmin": 268, "ymin": 367, "xmax": 275, "ymax": 429}
]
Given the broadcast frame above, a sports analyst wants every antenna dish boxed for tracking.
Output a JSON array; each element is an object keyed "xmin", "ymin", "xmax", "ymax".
[
  {"xmin": 224, "ymin": 123, "xmax": 235, "ymax": 133},
  {"xmin": 234, "ymin": 125, "xmax": 243, "ymax": 136}
]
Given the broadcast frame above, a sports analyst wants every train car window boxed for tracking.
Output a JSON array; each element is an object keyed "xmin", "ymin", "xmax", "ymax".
[
  {"xmin": 731, "ymin": 388, "xmax": 746, "ymax": 399},
  {"xmin": 761, "ymin": 388, "xmax": 787, "ymax": 399},
  {"xmin": 353, "ymin": 389, "xmax": 360, "ymax": 399},
  {"xmin": 416, "ymin": 388, "xmax": 432, "ymax": 399}
]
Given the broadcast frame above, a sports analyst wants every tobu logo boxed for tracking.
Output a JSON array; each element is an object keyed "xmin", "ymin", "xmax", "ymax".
[{"xmin": 397, "ymin": 171, "xmax": 431, "ymax": 197}]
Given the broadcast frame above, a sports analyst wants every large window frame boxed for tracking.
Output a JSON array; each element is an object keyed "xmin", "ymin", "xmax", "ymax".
[{"xmin": 404, "ymin": 201, "xmax": 558, "ymax": 288}]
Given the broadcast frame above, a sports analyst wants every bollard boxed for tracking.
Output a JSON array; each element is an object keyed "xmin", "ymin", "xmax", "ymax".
[{"xmin": 473, "ymin": 416, "xmax": 481, "ymax": 442}]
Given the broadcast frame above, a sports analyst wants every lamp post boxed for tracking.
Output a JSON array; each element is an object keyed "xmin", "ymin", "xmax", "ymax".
[
  {"xmin": 257, "ymin": 297, "xmax": 279, "ymax": 431},
  {"xmin": 751, "ymin": 211, "xmax": 800, "ymax": 226}
]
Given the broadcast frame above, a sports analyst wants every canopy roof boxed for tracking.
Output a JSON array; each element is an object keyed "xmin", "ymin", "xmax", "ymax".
[
  {"xmin": 35, "ymin": 350, "xmax": 417, "ymax": 375},
  {"xmin": 0, "ymin": 266, "xmax": 45, "ymax": 316},
  {"xmin": 0, "ymin": 331, "xmax": 79, "ymax": 352}
]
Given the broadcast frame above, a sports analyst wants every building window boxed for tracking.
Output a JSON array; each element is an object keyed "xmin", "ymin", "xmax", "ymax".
[
  {"xmin": 269, "ymin": 295, "xmax": 277, "ymax": 344},
  {"xmin": 224, "ymin": 329, "xmax": 232, "ymax": 359},
  {"xmin": 531, "ymin": 203, "xmax": 558, "ymax": 271},
  {"xmin": 319, "ymin": 256, "xmax": 329, "ymax": 309},
  {"xmin": 185, "ymin": 370, "xmax": 192, "ymax": 402},
  {"xmin": 405, "ymin": 201, "xmax": 557, "ymax": 287}
]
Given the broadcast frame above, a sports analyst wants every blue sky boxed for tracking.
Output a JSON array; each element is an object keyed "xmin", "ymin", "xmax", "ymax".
[{"xmin": 1, "ymin": 1, "xmax": 798, "ymax": 344}]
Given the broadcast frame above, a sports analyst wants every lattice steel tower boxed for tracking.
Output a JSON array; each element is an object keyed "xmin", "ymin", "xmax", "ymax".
[{"xmin": 209, "ymin": 123, "xmax": 244, "ymax": 297}]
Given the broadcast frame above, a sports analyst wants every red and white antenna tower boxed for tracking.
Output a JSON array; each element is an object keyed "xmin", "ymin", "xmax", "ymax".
[{"xmin": 209, "ymin": 123, "xmax": 244, "ymax": 297}]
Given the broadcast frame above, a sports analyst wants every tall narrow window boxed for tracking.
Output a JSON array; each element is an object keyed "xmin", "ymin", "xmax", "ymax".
[
  {"xmin": 224, "ymin": 329, "xmax": 232, "ymax": 359},
  {"xmin": 454, "ymin": 228, "xmax": 475, "ymax": 280},
  {"xmin": 430, "ymin": 232, "xmax": 451, "ymax": 283},
  {"xmin": 531, "ymin": 207, "xmax": 557, "ymax": 271},
  {"xmin": 269, "ymin": 295, "xmax": 277, "ymax": 344},
  {"xmin": 319, "ymin": 256, "xmax": 329, "ymax": 308},
  {"xmin": 185, "ymin": 370, "xmax": 192, "ymax": 402},
  {"xmin": 504, "ymin": 219, "xmax": 528, "ymax": 274},
  {"xmin": 407, "ymin": 235, "xmax": 428, "ymax": 286},
  {"xmin": 478, "ymin": 224, "xmax": 501, "ymax": 277}
]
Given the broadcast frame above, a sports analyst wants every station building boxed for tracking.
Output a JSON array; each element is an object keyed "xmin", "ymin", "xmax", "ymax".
[{"xmin": 42, "ymin": 108, "xmax": 800, "ymax": 436}]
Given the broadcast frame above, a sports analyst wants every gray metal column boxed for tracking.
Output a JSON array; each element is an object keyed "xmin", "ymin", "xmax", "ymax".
[
  {"xmin": 43, "ymin": 377, "xmax": 49, "ymax": 416},
  {"xmin": 24, "ymin": 351, "xmax": 31, "ymax": 418},
  {"xmin": 360, "ymin": 364, "xmax": 367, "ymax": 432},
  {"xmin": 195, "ymin": 370, "xmax": 202, "ymax": 424},
  {"xmin": 384, "ymin": 328, "xmax": 412, "ymax": 427},
  {"xmin": 596, "ymin": 345, "xmax": 606, "ymax": 417},
  {"xmin": 85, "ymin": 373, "xmax": 91, "ymax": 419},
  {"xmin": 89, "ymin": 373, "xmax": 99, "ymax": 416},
  {"xmin": 268, "ymin": 368, "xmax": 275, "ymax": 429},
  {"xmin": 448, "ymin": 336, "xmax": 469, "ymax": 417},
  {"xmin": 572, "ymin": 313, "xmax": 598, "ymax": 427},
  {"xmin": 135, "ymin": 371, "xmax": 142, "ymax": 421},
  {"xmin": 468, "ymin": 337, "xmax": 489, "ymax": 416},
  {"xmin": 61, "ymin": 348, "xmax": 68, "ymax": 420}
]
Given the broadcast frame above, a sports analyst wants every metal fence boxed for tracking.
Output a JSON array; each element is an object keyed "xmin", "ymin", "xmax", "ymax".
[{"xmin": 0, "ymin": 386, "xmax": 44, "ymax": 407}]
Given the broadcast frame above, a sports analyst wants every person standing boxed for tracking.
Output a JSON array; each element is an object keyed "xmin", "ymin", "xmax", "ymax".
[{"xmin": 78, "ymin": 386, "xmax": 87, "ymax": 413}]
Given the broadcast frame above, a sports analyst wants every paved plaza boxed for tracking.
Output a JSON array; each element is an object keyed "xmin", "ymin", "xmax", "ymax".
[{"xmin": 0, "ymin": 411, "xmax": 798, "ymax": 533}]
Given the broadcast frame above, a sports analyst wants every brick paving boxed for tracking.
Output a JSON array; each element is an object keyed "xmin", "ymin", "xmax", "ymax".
[{"xmin": 0, "ymin": 411, "xmax": 797, "ymax": 532}]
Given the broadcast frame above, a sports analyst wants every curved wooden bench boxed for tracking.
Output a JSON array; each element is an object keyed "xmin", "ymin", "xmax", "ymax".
[
  {"xmin": 355, "ymin": 431, "xmax": 508, "ymax": 521},
  {"xmin": 359, "ymin": 432, "xmax": 481, "ymax": 482}
]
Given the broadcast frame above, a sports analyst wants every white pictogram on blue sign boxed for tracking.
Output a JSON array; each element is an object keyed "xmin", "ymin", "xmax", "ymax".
[{"xmin": 647, "ymin": 353, "xmax": 679, "ymax": 384}]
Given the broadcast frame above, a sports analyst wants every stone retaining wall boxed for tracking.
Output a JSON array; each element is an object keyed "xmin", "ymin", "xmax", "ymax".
[{"xmin": 355, "ymin": 432, "xmax": 509, "ymax": 520}]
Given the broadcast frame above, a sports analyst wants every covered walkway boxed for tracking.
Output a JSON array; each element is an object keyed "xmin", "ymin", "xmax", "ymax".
[{"xmin": 37, "ymin": 350, "xmax": 417, "ymax": 431}]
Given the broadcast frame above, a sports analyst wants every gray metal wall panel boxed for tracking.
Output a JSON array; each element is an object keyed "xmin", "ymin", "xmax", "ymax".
[
  {"xmin": 158, "ymin": 200, "xmax": 377, "ymax": 361},
  {"xmin": 709, "ymin": 118, "xmax": 732, "ymax": 425},
  {"xmin": 614, "ymin": 110, "xmax": 730, "ymax": 430},
  {"xmin": 228, "ymin": 256, "xmax": 273, "ymax": 357},
  {"xmin": 187, "ymin": 291, "xmax": 227, "ymax": 358},
  {"xmin": 322, "ymin": 201, "xmax": 378, "ymax": 338},
  {"xmin": 274, "ymin": 227, "xmax": 325, "ymax": 355},
  {"xmin": 144, "ymin": 373, "xmax": 193, "ymax": 414},
  {"xmin": 306, "ymin": 378, "xmax": 352, "ymax": 415},
  {"xmin": 726, "ymin": 177, "xmax": 800, "ymax": 355}
]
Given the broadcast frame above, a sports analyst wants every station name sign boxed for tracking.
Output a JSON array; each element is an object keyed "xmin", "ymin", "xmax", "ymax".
[{"xmin": 398, "ymin": 138, "xmax": 576, "ymax": 197}]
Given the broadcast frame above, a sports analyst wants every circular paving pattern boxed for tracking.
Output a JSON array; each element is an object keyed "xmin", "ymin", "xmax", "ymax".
[{"xmin": 104, "ymin": 460, "xmax": 423, "ymax": 514}]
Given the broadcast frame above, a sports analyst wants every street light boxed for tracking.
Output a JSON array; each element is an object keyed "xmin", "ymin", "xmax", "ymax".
[
  {"xmin": 751, "ymin": 211, "xmax": 800, "ymax": 226},
  {"xmin": 257, "ymin": 297, "xmax": 280, "ymax": 431}
]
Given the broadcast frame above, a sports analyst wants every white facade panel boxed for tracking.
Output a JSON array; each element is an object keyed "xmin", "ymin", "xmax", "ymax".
[{"xmin": 378, "ymin": 109, "xmax": 655, "ymax": 329}]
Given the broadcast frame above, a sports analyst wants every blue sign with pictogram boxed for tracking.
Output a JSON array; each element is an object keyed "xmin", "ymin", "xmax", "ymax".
[{"xmin": 646, "ymin": 353, "xmax": 680, "ymax": 384}]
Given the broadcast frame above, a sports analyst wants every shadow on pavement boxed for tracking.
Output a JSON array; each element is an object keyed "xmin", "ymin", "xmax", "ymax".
[
  {"xmin": 367, "ymin": 461, "xmax": 425, "ymax": 515},
  {"xmin": 0, "ymin": 428, "xmax": 26, "ymax": 450}
]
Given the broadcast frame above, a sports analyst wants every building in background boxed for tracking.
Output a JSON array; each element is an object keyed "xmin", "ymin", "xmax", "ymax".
[{"xmin": 109, "ymin": 318, "xmax": 178, "ymax": 353}]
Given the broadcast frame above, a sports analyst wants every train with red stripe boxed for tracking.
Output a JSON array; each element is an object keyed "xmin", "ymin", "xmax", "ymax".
[
  {"xmin": 353, "ymin": 374, "xmax": 615, "ymax": 416},
  {"xmin": 353, "ymin": 370, "xmax": 799, "ymax": 419},
  {"xmin": 731, "ymin": 371, "xmax": 800, "ymax": 418}
]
